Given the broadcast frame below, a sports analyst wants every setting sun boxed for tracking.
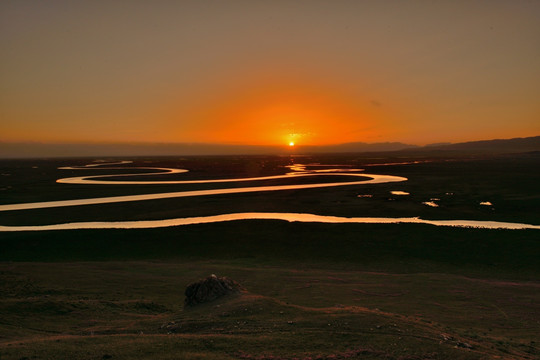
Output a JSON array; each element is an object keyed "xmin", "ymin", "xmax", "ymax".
[
  {"xmin": 1, "ymin": 1, "xmax": 538, "ymax": 150},
  {"xmin": 289, "ymin": 141, "xmax": 295, "ymax": 147}
]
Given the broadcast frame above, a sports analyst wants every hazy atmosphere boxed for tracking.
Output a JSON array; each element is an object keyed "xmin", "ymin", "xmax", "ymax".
[
  {"xmin": 1, "ymin": 3, "xmax": 540, "ymax": 359},
  {"xmin": 2, "ymin": 0, "xmax": 539, "ymax": 151}
]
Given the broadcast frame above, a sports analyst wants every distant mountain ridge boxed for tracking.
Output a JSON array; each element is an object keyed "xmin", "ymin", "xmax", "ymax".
[
  {"xmin": 0, "ymin": 136, "xmax": 538, "ymax": 158},
  {"xmin": 419, "ymin": 136, "xmax": 540, "ymax": 154}
]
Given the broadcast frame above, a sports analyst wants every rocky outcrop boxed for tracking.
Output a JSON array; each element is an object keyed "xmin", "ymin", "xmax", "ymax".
[{"xmin": 184, "ymin": 274, "xmax": 244, "ymax": 307}]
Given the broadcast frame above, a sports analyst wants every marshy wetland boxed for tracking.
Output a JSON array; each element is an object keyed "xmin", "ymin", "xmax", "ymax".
[{"xmin": 1, "ymin": 153, "xmax": 539, "ymax": 359}]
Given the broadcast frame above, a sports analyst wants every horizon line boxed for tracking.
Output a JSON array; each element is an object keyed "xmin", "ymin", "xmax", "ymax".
[
  {"xmin": 1, "ymin": 134, "xmax": 539, "ymax": 148},
  {"xmin": 1, "ymin": 135, "xmax": 539, "ymax": 159}
]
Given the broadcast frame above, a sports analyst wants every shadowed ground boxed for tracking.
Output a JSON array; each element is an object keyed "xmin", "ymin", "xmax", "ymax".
[
  {"xmin": 1, "ymin": 259, "xmax": 538, "ymax": 359},
  {"xmin": 0, "ymin": 154, "xmax": 538, "ymax": 359}
]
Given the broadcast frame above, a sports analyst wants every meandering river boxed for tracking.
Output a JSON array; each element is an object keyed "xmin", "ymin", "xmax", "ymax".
[
  {"xmin": 1, "ymin": 212, "xmax": 539, "ymax": 232},
  {"xmin": 0, "ymin": 161, "xmax": 538, "ymax": 231}
]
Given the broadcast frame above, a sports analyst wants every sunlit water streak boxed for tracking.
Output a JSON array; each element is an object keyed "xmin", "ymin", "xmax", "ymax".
[
  {"xmin": 0, "ymin": 162, "xmax": 405, "ymax": 211},
  {"xmin": 390, "ymin": 191, "xmax": 410, "ymax": 195},
  {"xmin": 56, "ymin": 163, "xmax": 366, "ymax": 185},
  {"xmin": 57, "ymin": 161, "xmax": 188, "ymax": 184},
  {"xmin": 0, "ymin": 212, "xmax": 538, "ymax": 231},
  {"xmin": 0, "ymin": 161, "xmax": 537, "ymax": 231},
  {"xmin": 0, "ymin": 174, "xmax": 404, "ymax": 211}
]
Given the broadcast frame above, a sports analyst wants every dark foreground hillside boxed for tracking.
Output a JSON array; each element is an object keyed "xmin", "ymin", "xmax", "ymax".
[
  {"xmin": 1, "ymin": 154, "xmax": 539, "ymax": 359},
  {"xmin": 1, "ymin": 222, "xmax": 539, "ymax": 360}
]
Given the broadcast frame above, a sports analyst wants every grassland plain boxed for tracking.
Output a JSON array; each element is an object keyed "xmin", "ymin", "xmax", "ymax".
[{"xmin": 0, "ymin": 153, "xmax": 539, "ymax": 359}]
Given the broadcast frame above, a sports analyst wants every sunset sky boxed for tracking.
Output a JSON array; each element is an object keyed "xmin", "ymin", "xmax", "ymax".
[{"xmin": 1, "ymin": 1, "xmax": 539, "ymax": 147}]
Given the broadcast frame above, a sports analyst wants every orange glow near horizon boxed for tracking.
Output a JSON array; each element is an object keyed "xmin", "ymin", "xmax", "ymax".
[
  {"xmin": 2, "ymin": 2, "xmax": 539, "ymax": 149},
  {"xmin": 163, "ymin": 77, "xmax": 385, "ymax": 146}
]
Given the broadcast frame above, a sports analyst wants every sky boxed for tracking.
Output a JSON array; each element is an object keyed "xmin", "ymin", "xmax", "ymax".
[{"xmin": 1, "ymin": 0, "xmax": 539, "ymax": 148}]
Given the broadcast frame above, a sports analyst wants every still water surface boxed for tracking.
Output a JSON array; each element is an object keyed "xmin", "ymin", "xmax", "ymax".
[
  {"xmin": 1, "ymin": 212, "xmax": 538, "ymax": 231},
  {"xmin": 0, "ymin": 161, "xmax": 537, "ymax": 231}
]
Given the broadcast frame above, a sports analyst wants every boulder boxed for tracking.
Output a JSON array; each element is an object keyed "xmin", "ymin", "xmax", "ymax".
[{"xmin": 184, "ymin": 274, "xmax": 243, "ymax": 307}]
